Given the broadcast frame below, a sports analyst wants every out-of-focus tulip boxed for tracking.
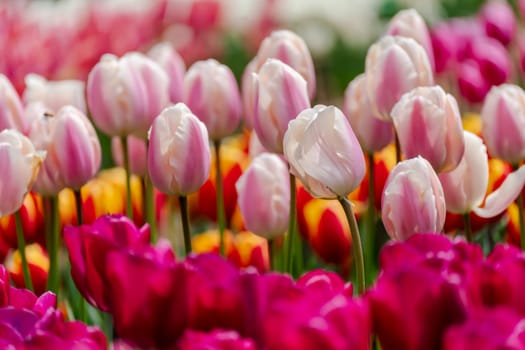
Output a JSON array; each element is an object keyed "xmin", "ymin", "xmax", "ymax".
[
  {"xmin": 64, "ymin": 214, "xmax": 151, "ymax": 311},
  {"xmin": 248, "ymin": 130, "xmax": 269, "ymax": 159},
  {"xmin": 0, "ymin": 75, "xmax": 27, "ymax": 134},
  {"xmin": 343, "ymin": 74, "xmax": 394, "ymax": 153},
  {"xmin": 469, "ymin": 37, "xmax": 511, "ymax": 86},
  {"xmin": 253, "ymin": 59, "xmax": 310, "ymax": 153},
  {"xmin": 23, "ymin": 74, "xmax": 87, "ymax": 113},
  {"xmin": 457, "ymin": 59, "xmax": 491, "ymax": 104},
  {"xmin": 0, "ymin": 129, "xmax": 43, "ymax": 217},
  {"xmin": 0, "ymin": 192, "xmax": 44, "ymax": 249},
  {"xmin": 111, "ymin": 135, "xmax": 147, "ymax": 177},
  {"xmin": 176, "ymin": 330, "xmax": 257, "ymax": 350},
  {"xmin": 284, "ymin": 105, "xmax": 365, "ymax": 199},
  {"xmin": 385, "ymin": 9, "xmax": 435, "ymax": 70},
  {"xmin": 391, "ymin": 85, "xmax": 464, "ymax": 173},
  {"xmin": 148, "ymin": 103, "xmax": 211, "ymax": 196},
  {"xmin": 148, "ymin": 42, "xmax": 186, "ymax": 104},
  {"xmin": 365, "ymin": 35, "xmax": 434, "ymax": 120},
  {"xmin": 184, "ymin": 59, "xmax": 242, "ymax": 140},
  {"xmin": 192, "ymin": 229, "xmax": 234, "ymax": 256},
  {"xmin": 481, "ymin": 84, "xmax": 525, "ymax": 164},
  {"xmin": 87, "ymin": 52, "xmax": 169, "ymax": 138},
  {"xmin": 7, "ymin": 243, "xmax": 49, "ymax": 295},
  {"xmin": 479, "ymin": 0, "xmax": 516, "ymax": 47},
  {"xmin": 241, "ymin": 59, "xmax": 257, "ymax": 129},
  {"xmin": 29, "ymin": 105, "xmax": 101, "ymax": 196},
  {"xmin": 254, "ymin": 29, "xmax": 316, "ymax": 98},
  {"xmin": 227, "ymin": 231, "xmax": 269, "ymax": 273},
  {"xmin": 236, "ymin": 153, "xmax": 289, "ymax": 239},
  {"xmin": 381, "ymin": 157, "xmax": 446, "ymax": 240}
]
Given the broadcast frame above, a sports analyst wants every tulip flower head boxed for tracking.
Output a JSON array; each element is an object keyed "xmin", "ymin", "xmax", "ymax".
[
  {"xmin": 148, "ymin": 42, "xmax": 186, "ymax": 104},
  {"xmin": 283, "ymin": 105, "xmax": 365, "ymax": 199},
  {"xmin": 0, "ymin": 75, "xmax": 27, "ymax": 134}
]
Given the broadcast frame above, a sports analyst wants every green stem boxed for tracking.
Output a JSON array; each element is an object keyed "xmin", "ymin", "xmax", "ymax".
[
  {"xmin": 394, "ymin": 132, "xmax": 401, "ymax": 164},
  {"xmin": 121, "ymin": 136, "xmax": 133, "ymax": 220},
  {"xmin": 338, "ymin": 197, "xmax": 365, "ymax": 295},
  {"xmin": 15, "ymin": 210, "xmax": 33, "ymax": 292},
  {"xmin": 145, "ymin": 174, "xmax": 157, "ymax": 243},
  {"xmin": 268, "ymin": 239, "xmax": 275, "ymax": 271},
  {"xmin": 463, "ymin": 213, "xmax": 473, "ymax": 243},
  {"xmin": 364, "ymin": 153, "xmax": 376, "ymax": 285},
  {"xmin": 286, "ymin": 173, "xmax": 297, "ymax": 274},
  {"xmin": 518, "ymin": 193, "xmax": 525, "ymax": 251},
  {"xmin": 74, "ymin": 189, "xmax": 83, "ymax": 225},
  {"xmin": 214, "ymin": 139, "xmax": 226, "ymax": 256},
  {"xmin": 179, "ymin": 195, "xmax": 192, "ymax": 255},
  {"xmin": 46, "ymin": 196, "xmax": 60, "ymax": 295},
  {"xmin": 73, "ymin": 190, "xmax": 87, "ymax": 323}
]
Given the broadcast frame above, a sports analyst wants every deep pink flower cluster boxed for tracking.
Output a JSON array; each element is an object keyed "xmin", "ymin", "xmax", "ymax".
[{"xmin": 0, "ymin": 264, "xmax": 106, "ymax": 349}]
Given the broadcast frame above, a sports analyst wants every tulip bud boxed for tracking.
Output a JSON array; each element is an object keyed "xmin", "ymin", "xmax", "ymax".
[
  {"xmin": 0, "ymin": 129, "xmax": 44, "ymax": 217},
  {"xmin": 283, "ymin": 105, "xmax": 365, "ymax": 199},
  {"xmin": 391, "ymin": 85, "xmax": 465, "ymax": 173},
  {"xmin": 111, "ymin": 136, "xmax": 147, "ymax": 177},
  {"xmin": 87, "ymin": 52, "xmax": 170, "ymax": 138},
  {"xmin": 255, "ymin": 29, "xmax": 316, "ymax": 98},
  {"xmin": 382, "ymin": 156, "xmax": 446, "ymax": 240},
  {"xmin": 481, "ymin": 84, "xmax": 525, "ymax": 164},
  {"xmin": 184, "ymin": 59, "xmax": 242, "ymax": 140},
  {"xmin": 479, "ymin": 0, "xmax": 516, "ymax": 47},
  {"xmin": 0, "ymin": 75, "xmax": 27, "ymax": 134},
  {"xmin": 148, "ymin": 103, "xmax": 211, "ymax": 196},
  {"xmin": 365, "ymin": 35, "xmax": 434, "ymax": 120},
  {"xmin": 253, "ymin": 59, "xmax": 310, "ymax": 154},
  {"xmin": 30, "ymin": 106, "xmax": 101, "ymax": 196},
  {"xmin": 236, "ymin": 153, "xmax": 289, "ymax": 239},
  {"xmin": 7, "ymin": 243, "xmax": 49, "ymax": 295},
  {"xmin": 343, "ymin": 74, "xmax": 394, "ymax": 153},
  {"xmin": 23, "ymin": 74, "xmax": 87, "ymax": 113},
  {"xmin": 148, "ymin": 42, "xmax": 186, "ymax": 104}
]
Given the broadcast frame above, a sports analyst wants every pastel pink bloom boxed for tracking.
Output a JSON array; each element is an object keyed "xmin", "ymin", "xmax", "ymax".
[
  {"xmin": 253, "ymin": 59, "xmax": 310, "ymax": 154},
  {"xmin": 30, "ymin": 105, "xmax": 101, "ymax": 196},
  {"xmin": 385, "ymin": 9, "xmax": 435, "ymax": 70},
  {"xmin": 241, "ymin": 59, "xmax": 258, "ymax": 129},
  {"xmin": 248, "ymin": 131, "xmax": 269, "ymax": 160},
  {"xmin": 148, "ymin": 42, "xmax": 186, "ymax": 104},
  {"xmin": 0, "ymin": 75, "xmax": 27, "ymax": 134},
  {"xmin": 236, "ymin": 153, "xmax": 290, "ymax": 239},
  {"xmin": 184, "ymin": 59, "xmax": 242, "ymax": 140},
  {"xmin": 283, "ymin": 105, "xmax": 365, "ymax": 199},
  {"xmin": 381, "ymin": 157, "xmax": 446, "ymax": 240},
  {"xmin": 343, "ymin": 74, "xmax": 394, "ymax": 153},
  {"xmin": 111, "ymin": 136, "xmax": 147, "ymax": 177},
  {"xmin": 254, "ymin": 29, "xmax": 316, "ymax": 99},
  {"xmin": 148, "ymin": 103, "xmax": 210, "ymax": 196},
  {"xmin": 87, "ymin": 52, "xmax": 170, "ymax": 138},
  {"xmin": 391, "ymin": 85, "xmax": 465, "ymax": 173},
  {"xmin": 23, "ymin": 73, "xmax": 87, "ymax": 114},
  {"xmin": 481, "ymin": 84, "xmax": 525, "ymax": 164},
  {"xmin": 365, "ymin": 35, "xmax": 434, "ymax": 120},
  {"xmin": 479, "ymin": 0, "xmax": 516, "ymax": 46},
  {"xmin": 0, "ymin": 129, "xmax": 43, "ymax": 217}
]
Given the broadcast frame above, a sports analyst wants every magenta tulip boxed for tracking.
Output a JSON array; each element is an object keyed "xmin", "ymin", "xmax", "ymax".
[
  {"xmin": 148, "ymin": 42, "xmax": 186, "ymax": 104},
  {"xmin": 0, "ymin": 75, "xmax": 28, "ymax": 134},
  {"xmin": 469, "ymin": 36, "xmax": 511, "ymax": 86},
  {"xmin": 176, "ymin": 330, "xmax": 257, "ymax": 350},
  {"xmin": 479, "ymin": 0, "xmax": 516, "ymax": 46},
  {"xmin": 457, "ymin": 59, "xmax": 491, "ymax": 104}
]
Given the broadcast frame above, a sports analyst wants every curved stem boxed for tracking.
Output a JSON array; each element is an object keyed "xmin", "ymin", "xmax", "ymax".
[
  {"xmin": 364, "ymin": 153, "xmax": 376, "ymax": 285},
  {"xmin": 463, "ymin": 213, "xmax": 473, "ymax": 243},
  {"xmin": 145, "ymin": 175, "xmax": 157, "ymax": 243},
  {"xmin": 286, "ymin": 173, "xmax": 297, "ymax": 274},
  {"xmin": 394, "ymin": 132, "xmax": 401, "ymax": 164},
  {"xmin": 15, "ymin": 210, "xmax": 33, "ymax": 292},
  {"xmin": 46, "ymin": 196, "xmax": 60, "ymax": 295},
  {"xmin": 338, "ymin": 197, "xmax": 365, "ymax": 295},
  {"xmin": 214, "ymin": 139, "xmax": 226, "ymax": 256},
  {"xmin": 121, "ymin": 136, "xmax": 133, "ymax": 220},
  {"xmin": 73, "ymin": 189, "xmax": 87, "ymax": 322},
  {"xmin": 179, "ymin": 195, "xmax": 192, "ymax": 255},
  {"xmin": 74, "ymin": 189, "xmax": 83, "ymax": 225}
]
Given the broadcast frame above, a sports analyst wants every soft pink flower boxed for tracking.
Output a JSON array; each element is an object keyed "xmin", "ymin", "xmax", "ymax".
[
  {"xmin": 148, "ymin": 42, "xmax": 186, "ymax": 104},
  {"xmin": 241, "ymin": 59, "xmax": 258, "ymax": 130},
  {"xmin": 0, "ymin": 75, "xmax": 27, "ymax": 134}
]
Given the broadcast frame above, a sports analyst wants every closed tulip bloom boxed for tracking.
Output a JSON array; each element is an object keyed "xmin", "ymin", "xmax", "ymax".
[
  {"xmin": 382, "ymin": 157, "xmax": 446, "ymax": 240},
  {"xmin": 283, "ymin": 105, "xmax": 365, "ymax": 199},
  {"xmin": 236, "ymin": 153, "xmax": 290, "ymax": 239},
  {"xmin": 343, "ymin": 74, "xmax": 394, "ymax": 153},
  {"xmin": 481, "ymin": 84, "xmax": 525, "ymax": 164},
  {"xmin": 148, "ymin": 42, "xmax": 186, "ymax": 104},
  {"xmin": 30, "ymin": 106, "xmax": 101, "ymax": 196},
  {"xmin": 184, "ymin": 59, "xmax": 242, "ymax": 140},
  {"xmin": 148, "ymin": 103, "xmax": 211, "ymax": 196},
  {"xmin": 0, "ymin": 75, "xmax": 27, "ymax": 134},
  {"xmin": 253, "ymin": 59, "xmax": 311, "ymax": 153},
  {"xmin": 0, "ymin": 130, "xmax": 43, "ymax": 217},
  {"xmin": 366, "ymin": 35, "xmax": 434, "ymax": 120},
  {"xmin": 111, "ymin": 136, "xmax": 147, "ymax": 177},
  {"xmin": 391, "ymin": 85, "xmax": 464, "ymax": 173},
  {"xmin": 254, "ymin": 29, "xmax": 316, "ymax": 98},
  {"xmin": 87, "ymin": 52, "xmax": 169, "ymax": 138}
]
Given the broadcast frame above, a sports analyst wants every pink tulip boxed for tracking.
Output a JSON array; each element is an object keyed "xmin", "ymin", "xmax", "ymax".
[
  {"xmin": 148, "ymin": 103, "xmax": 211, "ymax": 196},
  {"xmin": 343, "ymin": 74, "xmax": 394, "ymax": 153},
  {"xmin": 481, "ymin": 84, "xmax": 525, "ymax": 164},
  {"xmin": 0, "ymin": 129, "xmax": 43, "ymax": 217},
  {"xmin": 236, "ymin": 153, "xmax": 290, "ymax": 239},
  {"xmin": 29, "ymin": 105, "xmax": 101, "ymax": 196},
  {"xmin": 0, "ymin": 75, "xmax": 27, "ymax": 134},
  {"xmin": 253, "ymin": 59, "xmax": 310, "ymax": 154},
  {"xmin": 184, "ymin": 59, "xmax": 242, "ymax": 140},
  {"xmin": 391, "ymin": 85, "xmax": 464, "ymax": 173},
  {"xmin": 469, "ymin": 36, "xmax": 511, "ymax": 86},
  {"xmin": 241, "ymin": 59, "xmax": 258, "ymax": 129},
  {"xmin": 254, "ymin": 29, "xmax": 316, "ymax": 99},
  {"xmin": 23, "ymin": 74, "xmax": 87, "ymax": 114},
  {"xmin": 381, "ymin": 157, "xmax": 446, "ymax": 240},
  {"xmin": 456, "ymin": 59, "xmax": 491, "ymax": 104},
  {"xmin": 283, "ymin": 105, "xmax": 365, "ymax": 199},
  {"xmin": 111, "ymin": 136, "xmax": 147, "ymax": 177},
  {"xmin": 385, "ymin": 9, "xmax": 435, "ymax": 70},
  {"xmin": 176, "ymin": 330, "xmax": 257, "ymax": 350},
  {"xmin": 479, "ymin": 0, "xmax": 516, "ymax": 47},
  {"xmin": 248, "ymin": 131, "xmax": 269, "ymax": 159},
  {"xmin": 365, "ymin": 35, "xmax": 434, "ymax": 120},
  {"xmin": 87, "ymin": 52, "xmax": 169, "ymax": 138},
  {"xmin": 148, "ymin": 42, "xmax": 186, "ymax": 104}
]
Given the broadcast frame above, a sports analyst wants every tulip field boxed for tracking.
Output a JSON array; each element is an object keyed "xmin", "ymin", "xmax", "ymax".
[{"xmin": 3, "ymin": 0, "xmax": 525, "ymax": 348}]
